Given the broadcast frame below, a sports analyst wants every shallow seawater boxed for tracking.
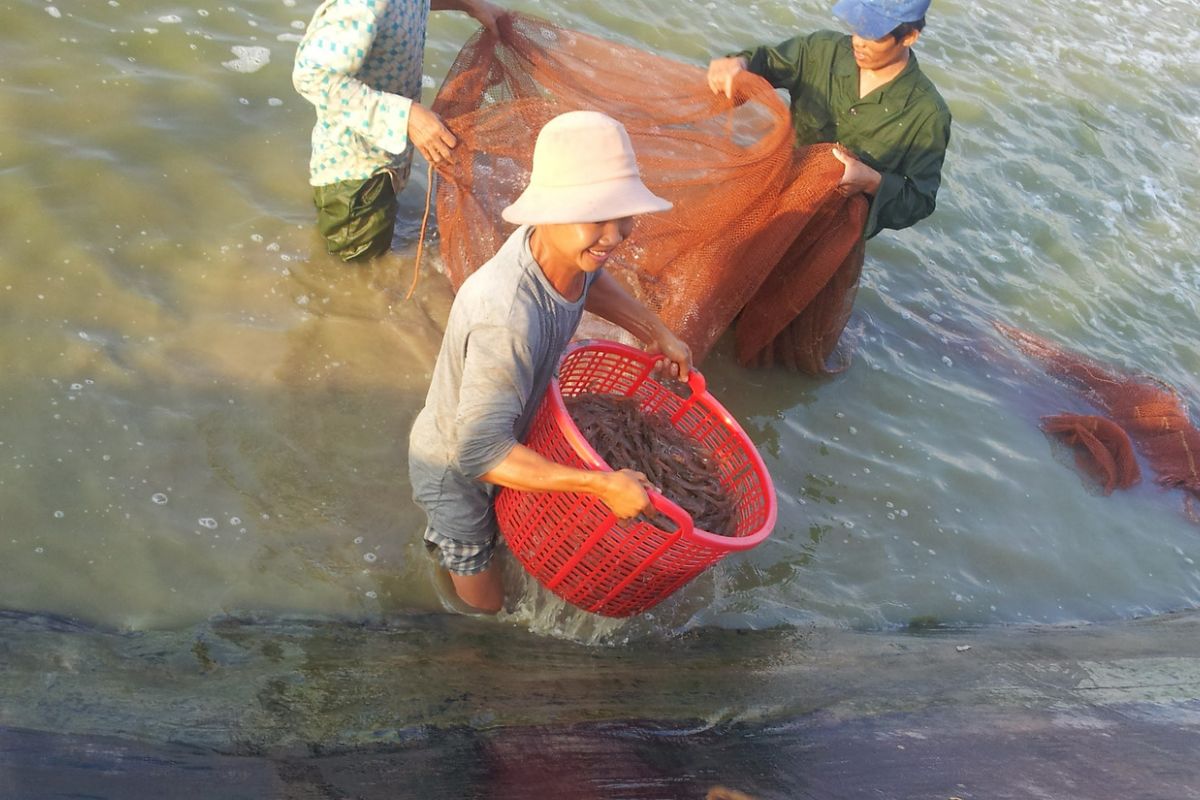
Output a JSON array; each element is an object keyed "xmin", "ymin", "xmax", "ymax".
[{"xmin": 1, "ymin": 0, "xmax": 1198, "ymax": 649}]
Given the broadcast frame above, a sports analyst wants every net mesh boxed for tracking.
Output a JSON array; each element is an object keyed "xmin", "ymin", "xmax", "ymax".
[
  {"xmin": 430, "ymin": 12, "xmax": 866, "ymax": 371},
  {"xmin": 997, "ymin": 322, "xmax": 1200, "ymax": 520}
]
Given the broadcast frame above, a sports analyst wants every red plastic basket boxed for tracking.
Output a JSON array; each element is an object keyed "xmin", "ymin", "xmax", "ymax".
[{"xmin": 497, "ymin": 340, "xmax": 777, "ymax": 617}]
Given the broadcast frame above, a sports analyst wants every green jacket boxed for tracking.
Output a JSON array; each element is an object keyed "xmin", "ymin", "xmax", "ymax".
[{"xmin": 739, "ymin": 30, "xmax": 951, "ymax": 239}]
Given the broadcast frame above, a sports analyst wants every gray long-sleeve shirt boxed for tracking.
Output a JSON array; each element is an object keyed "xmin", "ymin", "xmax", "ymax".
[{"xmin": 408, "ymin": 226, "xmax": 597, "ymax": 544}]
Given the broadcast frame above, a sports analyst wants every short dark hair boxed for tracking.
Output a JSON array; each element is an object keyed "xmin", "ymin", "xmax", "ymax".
[{"xmin": 889, "ymin": 17, "xmax": 926, "ymax": 42}]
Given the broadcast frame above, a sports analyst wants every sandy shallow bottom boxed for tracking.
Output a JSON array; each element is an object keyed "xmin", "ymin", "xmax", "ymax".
[{"xmin": 3, "ymin": 609, "xmax": 1199, "ymax": 799}]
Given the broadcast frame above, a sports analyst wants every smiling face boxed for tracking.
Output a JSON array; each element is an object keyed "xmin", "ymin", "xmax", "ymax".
[
  {"xmin": 850, "ymin": 27, "xmax": 920, "ymax": 72},
  {"xmin": 530, "ymin": 217, "xmax": 636, "ymax": 296}
]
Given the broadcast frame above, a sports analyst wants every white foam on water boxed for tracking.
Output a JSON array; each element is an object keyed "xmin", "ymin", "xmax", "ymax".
[
  {"xmin": 222, "ymin": 45, "xmax": 271, "ymax": 74},
  {"xmin": 46, "ymin": 6, "xmax": 61, "ymax": 18}
]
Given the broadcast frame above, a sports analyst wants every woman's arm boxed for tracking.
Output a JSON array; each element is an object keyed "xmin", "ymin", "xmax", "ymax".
[
  {"xmin": 430, "ymin": 0, "xmax": 504, "ymax": 36},
  {"xmin": 292, "ymin": 1, "xmax": 414, "ymax": 155},
  {"xmin": 453, "ymin": 325, "xmax": 652, "ymax": 518},
  {"xmin": 584, "ymin": 270, "xmax": 692, "ymax": 379},
  {"xmin": 480, "ymin": 444, "xmax": 653, "ymax": 519}
]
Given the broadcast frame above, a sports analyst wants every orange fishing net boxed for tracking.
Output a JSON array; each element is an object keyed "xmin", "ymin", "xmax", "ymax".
[
  {"xmin": 997, "ymin": 322, "xmax": 1200, "ymax": 520},
  {"xmin": 1040, "ymin": 415, "xmax": 1140, "ymax": 495},
  {"xmin": 430, "ymin": 12, "xmax": 866, "ymax": 371}
]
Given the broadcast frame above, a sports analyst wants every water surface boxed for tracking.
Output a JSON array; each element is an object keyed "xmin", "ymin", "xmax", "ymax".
[{"xmin": 1, "ymin": 0, "xmax": 1198, "ymax": 641}]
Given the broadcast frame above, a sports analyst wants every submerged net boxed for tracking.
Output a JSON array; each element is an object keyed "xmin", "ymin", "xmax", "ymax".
[
  {"xmin": 1040, "ymin": 414, "xmax": 1140, "ymax": 495},
  {"xmin": 996, "ymin": 322, "xmax": 1200, "ymax": 519},
  {"xmin": 431, "ymin": 12, "xmax": 866, "ymax": 371}
]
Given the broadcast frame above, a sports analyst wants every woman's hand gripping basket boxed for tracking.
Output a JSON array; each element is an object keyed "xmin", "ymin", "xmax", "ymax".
[{"xmin": 496, "ymin": 340, "xmax": 777, "ymax": 617}]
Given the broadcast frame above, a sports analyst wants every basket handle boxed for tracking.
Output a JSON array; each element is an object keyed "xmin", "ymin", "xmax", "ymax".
[
  {"xmin": 651, "ymin": 355, "xmax": 708, "ymax": 424},
  {"xmin": 636, "ymin": 488, "xmax": 693, "ymax": 537},
  {"xmin": 648, "ymin": 354, "xmax": 707, "ymax": 396}
]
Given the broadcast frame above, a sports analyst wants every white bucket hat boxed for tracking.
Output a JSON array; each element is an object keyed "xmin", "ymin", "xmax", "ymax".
[{"xmin": 501, "ymin": 111, "xmax": 672, "ymax": 225}]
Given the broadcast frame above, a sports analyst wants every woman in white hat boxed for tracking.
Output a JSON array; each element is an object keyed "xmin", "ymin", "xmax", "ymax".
[{"xmin": 408, "ymin": 110, "xmax": 692, "ymax": 614}]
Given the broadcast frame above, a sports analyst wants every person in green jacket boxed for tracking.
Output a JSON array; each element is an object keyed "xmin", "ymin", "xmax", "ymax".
[{"xmin": 706, "ymin": 0, "xmax": 951, "ymax": 239}]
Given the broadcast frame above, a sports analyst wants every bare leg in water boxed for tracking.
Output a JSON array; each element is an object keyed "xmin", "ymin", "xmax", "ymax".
[{"xmin": 448, "ymin": 562, "xmax": 504, "ymax": 614}]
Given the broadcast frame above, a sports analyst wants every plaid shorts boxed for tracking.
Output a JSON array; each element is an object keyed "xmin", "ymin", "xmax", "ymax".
[{"xmin": 423, "ymin": 527, "xmax": 495, "ymax": 576}]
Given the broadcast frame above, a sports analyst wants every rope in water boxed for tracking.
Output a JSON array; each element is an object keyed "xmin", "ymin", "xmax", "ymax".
[{"xmin": 405, "ymin": 161, "xmax": 436, "ymax": 301}]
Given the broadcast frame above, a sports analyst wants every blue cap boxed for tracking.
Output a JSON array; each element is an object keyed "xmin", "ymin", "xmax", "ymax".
[{"xmin": 832, "ymin": 0, "xmax": 930, "ymax": 40}]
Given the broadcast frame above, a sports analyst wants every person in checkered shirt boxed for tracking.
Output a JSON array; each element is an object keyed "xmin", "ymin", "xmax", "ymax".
[{"xmin": 294, "ymin": 0, "xmax": 504, "ymax": 261}]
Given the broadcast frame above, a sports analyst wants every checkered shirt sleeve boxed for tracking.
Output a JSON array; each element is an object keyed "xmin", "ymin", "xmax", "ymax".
[{"xmin": 293, "ymin": 0, "xmax": 428, "ymax": 185}]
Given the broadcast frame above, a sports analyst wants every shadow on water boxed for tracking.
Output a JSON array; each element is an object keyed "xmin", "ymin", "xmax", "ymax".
[{"xmin": 3, "ymin": 608, "xmax": 1200, "ymax": 798}]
